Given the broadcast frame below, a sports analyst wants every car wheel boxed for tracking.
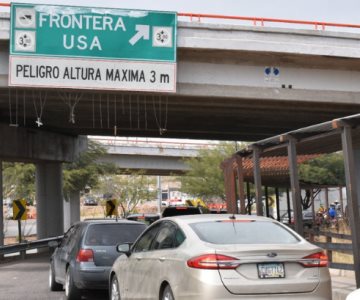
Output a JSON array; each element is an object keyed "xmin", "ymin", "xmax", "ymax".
[
  {"xmin": 110, "ymin": 276, "xmax": 121, "ymax": 300},
  {"xmin": 162, "ymin": 285, "xmax": 174, "ymax": 300},
  {"xmin": 65, "ymin": 267, "xmax": 81, "ymax": 300},
  {"xmin": 49, "ymin": 262, "xmax": 63, "ymax": 291}
]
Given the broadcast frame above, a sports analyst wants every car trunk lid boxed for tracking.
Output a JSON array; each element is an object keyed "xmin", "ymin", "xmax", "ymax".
[
  {"xmin": 216, "ymin": 245, "xmax": 322, "ymax": 294},
  {"xmin": 91, "ymin": 246, "xmax": 120, "ymax": 266}
]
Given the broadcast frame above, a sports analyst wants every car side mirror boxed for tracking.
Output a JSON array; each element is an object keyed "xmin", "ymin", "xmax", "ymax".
[{"xmin": 116, "ymin": 243, "xmax": 132, "ymax": 256}]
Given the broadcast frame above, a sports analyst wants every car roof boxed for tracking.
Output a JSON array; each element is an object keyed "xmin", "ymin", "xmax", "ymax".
[
  {"xmin": 127, "ymin": 213, "xmax": 160, "ymax": 217},
  {"xmin": 80, "ymin": 219, "xmax": 146, "ymax": 225},
  {"xmin": 163, "ymin": 214, "xmax": 273, "ymax": 224}
]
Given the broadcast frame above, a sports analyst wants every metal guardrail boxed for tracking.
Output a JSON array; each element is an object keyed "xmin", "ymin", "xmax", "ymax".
[{"xmin": 0, "ymin": 235, "xmax": 63, "ymax": 256}]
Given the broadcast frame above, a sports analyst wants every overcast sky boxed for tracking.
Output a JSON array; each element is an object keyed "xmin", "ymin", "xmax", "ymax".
[{"xmin": 1, "ymin": 0, "xmax": 360, "ymax": 24}]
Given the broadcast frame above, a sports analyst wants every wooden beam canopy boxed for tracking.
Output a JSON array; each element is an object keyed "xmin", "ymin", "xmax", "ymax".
[{"xmin": 222, "ymin": 113, "xmax": 360, "ymax": 288}]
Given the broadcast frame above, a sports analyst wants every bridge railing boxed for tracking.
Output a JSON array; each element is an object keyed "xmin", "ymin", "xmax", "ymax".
[
  {"xmin": 1, "ymin": 3, "xmax": 360, "ymax": 32},
  {"xmin": 178, "ymin": 12, "xmax": 360, "ymax": 31},
  {"xmin": 0, "ymin": 235, "xmax": 63, "ymax": 258}
]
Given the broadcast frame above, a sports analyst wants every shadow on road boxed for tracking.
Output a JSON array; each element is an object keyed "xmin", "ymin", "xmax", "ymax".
[{"xmin": 0, "ymin": 253, "xmax": 109, "ymax": 300}]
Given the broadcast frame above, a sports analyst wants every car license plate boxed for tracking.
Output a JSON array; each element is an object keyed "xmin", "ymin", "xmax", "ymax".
[{"xmin": 257, "ymin": 263, "xmax": 285, "ymax": 279}]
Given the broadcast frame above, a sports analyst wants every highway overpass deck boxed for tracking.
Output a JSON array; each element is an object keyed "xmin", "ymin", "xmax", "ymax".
[
  {"xmin": 1, "ymin": 12, "xmax": 360, "ymax": 140},
  {"xmin": 92, "ymin": 137, "xmax": 210, "ymax": 175}
]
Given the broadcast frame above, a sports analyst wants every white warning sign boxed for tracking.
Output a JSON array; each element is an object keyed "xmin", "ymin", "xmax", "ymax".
[
  {"xmin": 153, "ymin": 27, "xmax": 173, "ymax": 47},
  {"xmin": 14, "ymin": 31, "xmax": 36, "ymax": 52},
  {"xmin": 15, "ymin": 7, "xmax": 36, "ymax": 28},
  {"xmin": 9, "ymin": 55, "xmax": 176, "ymax": 93}
]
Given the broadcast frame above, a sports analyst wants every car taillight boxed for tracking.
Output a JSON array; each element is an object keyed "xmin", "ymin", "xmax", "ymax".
[
  {"xmin": 187, "ymin": 254, "xmax": 240, "ymax": 270},
  {"xmin": 76, "ymin": 249, "xmax": 94, "ymax": 262},
  {"xmin": 300, "ymin": 252, "xmax": 328, "ymax": 268}
]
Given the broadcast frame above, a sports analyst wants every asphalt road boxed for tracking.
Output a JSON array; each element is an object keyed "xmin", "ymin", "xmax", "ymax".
[
  {"xmin": 0, "ymin": 253, "xmax": 108, "ymax": 300},
  {"xmin": 0, "ymin": 252, "xmax": 355, "ymax": 300}
]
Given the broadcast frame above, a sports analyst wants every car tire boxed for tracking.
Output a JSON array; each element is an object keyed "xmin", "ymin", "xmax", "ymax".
[
  {"xmin": 65, "ymin": 267, "xmax": 81, "ymax": 300},
  {"xmin": 162, "ymin": 285, "xmax": 174, "ymax": 300},
  {"xmin": 49, "ymin": 262, "xmax": 63, "ymax": 291},
  {"xmin": 110, "ymin": 275, "xmax": 121, "ymax": 300}
]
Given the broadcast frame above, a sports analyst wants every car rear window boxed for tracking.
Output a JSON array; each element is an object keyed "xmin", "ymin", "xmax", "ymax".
[
  {"xmin": 85, "ymin": 223, "xmax": 146, "ymax": 246},
  {"xmin": 162, "ymin": 207, "xmax": 202, "ymax": 217},
  {"xmin": 189, "ymin": 220, "xmax": 300, "ymax": 244}
]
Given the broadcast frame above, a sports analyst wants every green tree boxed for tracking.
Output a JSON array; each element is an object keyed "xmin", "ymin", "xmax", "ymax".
[
  {"xmin": 96, "ymin": 172, "xmax": 157, "ymax": 217},
  {"xmin": 3, "ymin": 162, "xmax": 35, "ymax": 202},
  {"xmin": 299, "ymin": 153, "xmax": 345, "ymax": 186},
  {"xmin": 2, "ymin": 140, "xmax": 114, "ymax": 208},
  {"xmin": 62, "ymin": 140, "xmax": 115, "ymax": 200},
  {"xmin": 179, "ymin": 142, "xmax": 242, "ymax": 200},
  {"xmin": 299, "ymin": 152, "xmax": 345, "ymax": 209}
]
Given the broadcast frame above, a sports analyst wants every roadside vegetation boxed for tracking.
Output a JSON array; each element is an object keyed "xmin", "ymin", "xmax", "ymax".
[
  {"xmin": 94, "ymin": 172, "xmax": 157, "ymax": 218},
  {"xmin": 179, "ymin": 142, "xmax": 244, "ymax": 201}
]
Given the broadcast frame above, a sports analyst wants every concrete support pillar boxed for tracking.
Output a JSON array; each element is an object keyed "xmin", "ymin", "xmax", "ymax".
[
  {"xmin": 63, "ymin": 191, "xmax": 80, "ymax": 232},
  {"xmin": 36, "ymin": 162, "xmax": 64, "ymax": 239}
]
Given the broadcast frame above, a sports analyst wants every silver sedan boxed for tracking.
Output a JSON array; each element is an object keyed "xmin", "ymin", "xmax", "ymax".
[{"xmin": 109, "ymin": 214, "xmax": 332, "ymax": 300}]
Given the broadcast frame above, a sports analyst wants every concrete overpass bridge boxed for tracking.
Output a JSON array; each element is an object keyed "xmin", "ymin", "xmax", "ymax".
[
  {"xmin": 2, "ymin": 11, "xmax": 360, "ymax": 140},
  {"xmin": 1, "ymin": 6, "xmax": 360, "ymax": 243},
  {"xmin": 92, "ymin": 137, "xmax": 210, "ymax": 175}
]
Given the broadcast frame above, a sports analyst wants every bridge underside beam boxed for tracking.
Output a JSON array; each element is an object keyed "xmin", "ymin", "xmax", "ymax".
[
  {"xmin": 0, "ymin": 124, "xmax": 87, "ymax": 163},
  {"xmin": 98, "ymin": 154, "xmax": 190, "ymax": 176}
]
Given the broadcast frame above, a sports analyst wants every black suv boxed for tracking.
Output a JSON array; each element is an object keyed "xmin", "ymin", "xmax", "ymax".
[
  {"xmin": 126, "ymin": 213, "xmax": 160, "ymax": 225},
  {"xmin": 161, "ymin": 206, "xmax": 202, "ymax": 217},
  {"xmin": 49, "ymin": 219, "xmax": 146, "ymax": 300}
]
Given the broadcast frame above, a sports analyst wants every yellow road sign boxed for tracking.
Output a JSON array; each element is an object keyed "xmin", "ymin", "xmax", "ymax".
[
  {"xmin": 13, "ymin": 199, "xmax": 27, "ymax": 220},
  {"xmin": 106, "ymin": 199, "xmax": 118, "ymax": 217}
]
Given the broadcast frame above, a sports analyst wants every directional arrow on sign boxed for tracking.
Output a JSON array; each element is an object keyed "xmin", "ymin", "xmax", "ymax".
[
  {"xmin": 106, "ymin": 200, "xmax": 117, "ymax": 216},
  {"xmin": 14, "ymin": 199, "xmax": 26, "ymax": 220},
  {"xmin": 129, "ymin": 24, "xmax": 150, "ymax": 46}
]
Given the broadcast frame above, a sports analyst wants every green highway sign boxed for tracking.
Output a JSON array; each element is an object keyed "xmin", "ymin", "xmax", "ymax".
[
  {"xmin": 10, "ymin": 3, "xmax": 177, "ymax": 62},
  {"xmin": 9, "ymin": 3, "xmax": 177, "ymax": 92}
]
